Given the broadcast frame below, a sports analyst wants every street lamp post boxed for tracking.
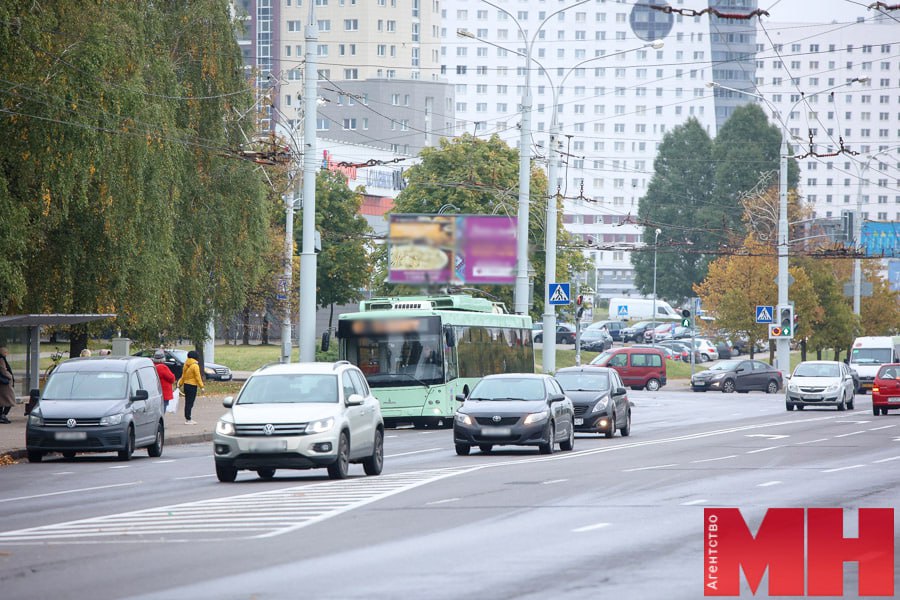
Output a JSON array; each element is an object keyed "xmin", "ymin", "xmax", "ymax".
[{"xmin": 652, "ymin": 228, "xmax": 661, "ymax": 342}]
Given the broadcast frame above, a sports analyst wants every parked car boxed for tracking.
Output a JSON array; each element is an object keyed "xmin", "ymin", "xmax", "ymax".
[
  {"xmin": 871, "ymin": 363, "xmax": 900, "ymax": 416},
  {"xmin": 644, "ymin": 322, "xmax": 676, "ymax": 342},
  {"xmin": 453, "ymin": 373, "xmax": 575, "ymax": 455},
  {"xmin": 593, "ymin": 320, "xmax": 627, "ymax": 342},
  {"xmin": 533, "ymin": 324, "xmax": 576, "ymax": 344},
  {"xmin": 786, "ymin": 360, "xmax": 856, "ymax": 411},
  {"xmin": 714, "ymin": 340, "xmax": 734, "ymax": 359},
  {"xmin": 555, "ymin": 366, "xmax": 631, "ymax": 438},
  {"xmin": 589, "ymin": 347, "xmax": 667, "ymax": 391},
  {"xmin": 26, "ymin": 356, "xmax": 165, "ymax": 462},
  {"xmin": 691, "ymin": 359, "xmax": 783, "ymax": 394},
  {"xmin": 579, "ymin": 323, "xmax": 613, "ymax": 352},
  {"xmin": 692, "ymin": 339, "xmax": 720, "ymax": 362},
  {"xmin": 632, "ymin": 343, "xmax": 681, "ymax": 362},
  {"xmin": 657, "ymin": 340, "xmax": 700, "ymax": 363},
  {"xmin": 621, "ymin": 321, "xmax": 666, "ymax": 343},
  {"xmin": 133, "ymin": 348, "xmax": 233, "ymax": 381},
  {"xmin": 213, "ymin": 361, "xmax": 384, "ymax": 482}
]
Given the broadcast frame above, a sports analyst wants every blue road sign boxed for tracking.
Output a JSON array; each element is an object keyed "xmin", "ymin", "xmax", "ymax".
[
  {"xmin": 755, "ymin": 305, "xmax": 774, "ymax": 324},
  {"xmin": 617, "ymin": 305, "xmax": 629, "ymax": 317},
  {"xmin": 549, "ymin": 283, "xmax": 571, "ymax": 305}
]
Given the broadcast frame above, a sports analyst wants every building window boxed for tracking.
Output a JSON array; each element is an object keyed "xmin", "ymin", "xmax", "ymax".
[{"xmin": 344, "ymin": 19, "xmax": 358, "ymax": 31}]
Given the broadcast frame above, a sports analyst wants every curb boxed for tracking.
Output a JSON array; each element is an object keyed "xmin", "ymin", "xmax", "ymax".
[{"xmin": 0, "ymin": 432, "xmax": 213, "ymax": 462}]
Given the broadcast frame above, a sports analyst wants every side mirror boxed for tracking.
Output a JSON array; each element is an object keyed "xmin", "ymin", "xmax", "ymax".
[
  {"xmin": 132, "ymin": 389, "xmax": 149, "ymax": 402},
  {"xmin": 29, "ymin": 388, "xmax": 40, "ymax": 401},
  {"xmin": 549, "ymin": 393, "xmax": 566, "ymax": 403},
  {"xmin": 444, "ymin": 327, "xmax": 456, "ymax": 348},
  {"xmin": 613, "ymin": 386, "xmax": 627, "ymax": 396},
  {"xmin": 346, "ymin": 393, "xmax": 364, "ymax": 406},
  {"xmin": 455, "ymin": 394, "xmax": 466, "ymax": 403},
  {"xmin": 321, "ymin": 331, "xmax": 331, "ymax": 352},
  {"xmin": 223, "ymin": 396, "xmax": 235, "ymax": 408}
]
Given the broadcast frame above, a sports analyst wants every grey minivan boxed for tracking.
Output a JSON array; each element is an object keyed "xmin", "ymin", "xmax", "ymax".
[{"xmin": 26, "ymin": 356, "xmax": 165, "ymax": 462}]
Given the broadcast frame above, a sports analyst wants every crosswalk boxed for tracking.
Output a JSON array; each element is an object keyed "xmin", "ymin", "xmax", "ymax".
[{"xmin": 0, "ymin": 467, "xmax": 474, "ymax": 544}]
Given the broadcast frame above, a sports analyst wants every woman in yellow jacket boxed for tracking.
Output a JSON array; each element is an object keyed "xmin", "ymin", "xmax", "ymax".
[{"xmin": 177, "ymin": 350, "xmax": 204, "ymax": 424}]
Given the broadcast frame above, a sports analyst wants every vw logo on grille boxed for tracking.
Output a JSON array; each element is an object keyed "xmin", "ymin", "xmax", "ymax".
[
  {"xmin": 263, "ymin": 423, "xmax": 276, "ymax": 436},
  {"xmin": 492, "ymin": 415, "xmax": 502, "ymax": 423},
  {"xmin": 66, "ymin": 418, "xmax": 77, "ymax": 428}
]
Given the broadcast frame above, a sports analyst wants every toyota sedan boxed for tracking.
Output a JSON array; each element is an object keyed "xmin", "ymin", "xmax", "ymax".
[{"xmin": 454, "ymin": 373, "xmax": 575, "ymax": 455}]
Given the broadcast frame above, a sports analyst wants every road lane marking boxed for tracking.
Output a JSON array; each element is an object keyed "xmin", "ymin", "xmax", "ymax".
[
  {"xmin": 623, "ymin": 464, "xmax": 678, "ymax": 472},
  {"xmin": 108, "ymin": 465, "xmax": 130, "ymax": 469},
  {"xmin": 873, "ymin": 456, "xmax": 900, "ymax": 464},
  {"xmin": 690, "ymin": 455, "xmax": 737, "ymax": 464},
  {"xmin": 822, "ymin": 464, "xmax": 865, "ymax": 473},
  {"xmin": 869, "ymin": 425, "xmax": 897, "ymax": 431},
  {"xmin": 174, "ymin": 474, "xmax": 217, "ymax": 480},
  {"xmin": 153, "ymin": 460, "xmax": 176, "ymax": 464},
  {"xmin": 757, "ymin": 481, "xmax": 782, "ymax": 487},
  {"xmin": 425, "ymin": 498, "xmax": 460, "ymax": 505},
  {"xmin": 795, "ymin": 438, "xmax": 829, "ymax": 445},
  {"xmin": 0, "ymin": 482, "xmax": 140, "ymax": 504},
  {"xmin": 745, "ymin": 434, "xmax": 788, "ymax": 440},
  {"xmin": 746, "ymin": 446, "xmax": 782, "ymax": 454},
  {"xmin": 681, "ymin": 499, "xmax": 707, "ymax": 506},
  {"xmin": 834, "ymin": 431, "xmax": 866, "ymax": 438},
  {"xmin": 52, "ymin": 472, "xmax": 75, "ymax": 475},
  {"xmin": 572, "ymin": 522, "xmax": 610, "ymax": 533},
  {"xmin": 542, "ymin": 479, "xmax": 568, "ymax": 485},
  {"xmin": 385, "ymin": 448, "xmax": 442, "ymax": 458}
]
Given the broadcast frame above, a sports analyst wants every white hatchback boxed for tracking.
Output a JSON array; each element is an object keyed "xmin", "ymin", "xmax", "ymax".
[
  {"xmin": 213, "ymin": 361, "xmax": 384, "ymax": 482},
  {"xmin": 786, "ymin": 360, "xmax": 856, "ymax": 411}
]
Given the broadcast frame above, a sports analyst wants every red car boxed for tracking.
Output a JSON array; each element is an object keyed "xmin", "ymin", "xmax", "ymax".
[{"xmin": 872, "ymin": 363, "xmax": 900, "ymax": 416}]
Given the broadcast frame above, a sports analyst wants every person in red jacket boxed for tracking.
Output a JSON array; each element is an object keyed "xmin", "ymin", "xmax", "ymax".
[{"xmin": 152, "ymin": 350, "xmax": 176, "ymax": 410}]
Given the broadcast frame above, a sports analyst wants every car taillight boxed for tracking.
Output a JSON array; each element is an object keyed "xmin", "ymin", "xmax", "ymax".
[{"xmin": 872, "ymin": 385, "xmax": 879, "ymax": 394}]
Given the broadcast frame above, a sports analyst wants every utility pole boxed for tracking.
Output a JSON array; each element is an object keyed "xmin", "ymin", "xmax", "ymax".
[{"xmin": 298, "ymin": 3, "xmax": 318, "ymax": 362}]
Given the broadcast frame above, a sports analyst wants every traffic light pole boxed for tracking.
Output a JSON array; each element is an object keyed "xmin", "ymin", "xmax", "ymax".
[{"xmin": 776, "ymin": 135, "xmax": 791, "ymax": 376}]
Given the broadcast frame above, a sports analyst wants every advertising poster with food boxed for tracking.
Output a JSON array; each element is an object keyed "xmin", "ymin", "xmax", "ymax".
[{"xmin": 388, "ymin": 214, "xmax": 517, "ymax": 285}]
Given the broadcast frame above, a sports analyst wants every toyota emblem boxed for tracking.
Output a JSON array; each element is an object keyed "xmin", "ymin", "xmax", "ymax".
[
  {"xmin": 263, "ymin": 423, "xmax": 275, "ymax": 436},
  {"xmin": 492, "ymin": 415, "xmax": 502, "ymax": 423},
  {"xmin": 66, "ymin": 418, "xmax": 77, "ymax": 428}
]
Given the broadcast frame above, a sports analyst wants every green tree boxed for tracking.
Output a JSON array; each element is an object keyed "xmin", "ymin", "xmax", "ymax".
[
  {"xmin": 799, "ymin": 258, "xmax": 858, "ymax": 358},
  {"xmin": 861, "ymin": 264, "xmax": 900, "ymax": 336}
]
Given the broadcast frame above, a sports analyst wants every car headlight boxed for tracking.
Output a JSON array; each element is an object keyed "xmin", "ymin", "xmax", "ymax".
[
  {"xmin": 28, "ymin": 410, "xmax": 43, "ymax": 426},
  {"xmin": 523, "ymin": 411, "xmax": 549, "ymax": 425},
  {"xmin": 205, "ymin": 367, "xmax": 216, "ymax": 376},
  {"xmin": 710, "ymin": 373, "xmax": 725, "ymax": 380},
  {"xmin": 455, "ymin": 412, "xmax": 474, "ymax": 426},
  {"xmin": 100, "ymin": 413, "xmax": 124, "ymax": 426},
  {"xmin": 216, "ymin": 419, "xmax": 235, "ymax": 436},
  {"xmin": 788, "ymin": 383, "xmax": 799, "ymax": 392},
  {"xmin": 306, "ymin": 417, "xmax": 335, "ymax": 434},
  {"xmin": 825, "ymin": 383, "xmax": 839, "ymax": 393},
  {"xmin": 591, "ymin": 396, "xmax": 610, "ymax": 413}
]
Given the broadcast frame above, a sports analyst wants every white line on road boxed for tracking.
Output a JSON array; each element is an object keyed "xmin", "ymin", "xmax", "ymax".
[
  {"xmin": 623, "ymin": 463, "xmax": 678, "ymax": 472},
  {"xmin": 108, "ymin": 465, "xmax": 130, "ymax": 469},
  {"xmin": 690, "ymin": 455, "xmax": 737, "ymax": 464},
  {"xmin": 174, "ymin": 474, "xmax": 217, "ymax": 480},
  {"xmin": 795, "ymin": 438, "xmax": 829, "ymax": 445},
  {"xmin": 873, "ymin": 456, "xmax": 900, "ymax": 464},
  {"xmin": 834, "ymin": 431, "xmax": 866, "ymax": 438},
  {"xmin": 757, "ymin": 481, "xmax": 782, "ymax": 487},
  {"xmin": 869, "ymin": 425, "xmax": 897, "ymax": 431},
  {"xmin": 0, "ymin": 481, "xmax": 140, "ymax": 504},
  {"xmin": 681, "ymin": 499, "xmax": 707, "ymax": 506},
  {"xmin": 542, "ymin": 479, "xmax": 568, "ymax": 485},
  {"xmin": 572, "ymin": 522, "xmax": 610, "ymax": 533},
  {"xmin": 746, "ymin": 446, "xmax": 783, "ymax": 454},
  {"xmin": 52, "ymin": 472, "xmax": 75, "ymax": 475},
  {"xmin": 385, "ymin": 448, "xmax": 442, "ymax": 458},
  {"xmin": 425, "ymin": 498, "xmax": 460, "ymax": 505},
  {"xmin": 822, "ymin": 464, "xmax": 865, "ymax": 473},
  {"xmin": 153, "ymin": 460, "xmax": 176, "ymax": 464}
]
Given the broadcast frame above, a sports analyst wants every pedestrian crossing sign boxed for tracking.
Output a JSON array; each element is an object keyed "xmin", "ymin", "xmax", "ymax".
[
  {"xmin": 755, "ymin": 305, "xmax": 774, "ymax": 324},
  {"xmin": 617, "ymin": 305, "xmax": 628, "ymax": 317},
  {"xmin": 549, "ymin": 283, "xmax": 570, "ymax": 305}
]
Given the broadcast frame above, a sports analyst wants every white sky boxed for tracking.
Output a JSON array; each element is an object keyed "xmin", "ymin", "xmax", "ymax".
[{"xmin": 761, "ymin": 0, "xmax": 885, "ymax": 23}]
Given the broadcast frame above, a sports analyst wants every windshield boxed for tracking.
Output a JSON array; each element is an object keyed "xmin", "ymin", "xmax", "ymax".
[
  {"xmin": 629, "ymin": 321, "xmax": 653, "ymax": 329},
  {"xmin": 470, "ymin": 378, "xmax": 545, "ymax": 401},
  {"xmin": 850, "ymin": 348, "xmax": 893, "ymax": 365},
  {"xmin": 43, "ymin": 371, "xmax": 128, "ymax": 400},
  {"xmin": 555, "ymin": 371, "xmax": 610, "ymax": 392},
  {"xmin": 170, "ymin": 349, "xmax": 188, "ymax": 362},
  {"xmin": 878, "ymin": 365, "xmax": 899, "ymax": 379},
  {"xmin": 710, "ymin": 360, "xmax": 742, "ymax": 371},
  {"xmin": 793, "ymin": 363, "xmax": 840, "ymax": 378},
  {"xmin": 237, "ymin": 374, "xmax": 338, "ymax": 404},
  {"xmin": 340, "ymin": 318, "xmax": 444, "ymax": 388},
  {"xmin": 589, "ymin": 351, "xmax": 613, "ymax": 366}
]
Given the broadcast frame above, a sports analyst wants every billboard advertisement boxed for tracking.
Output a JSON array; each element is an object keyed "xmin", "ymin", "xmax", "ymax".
[
  {"xmin": 388, "ymin": 214, "xmax": 517, "ymax": 285},
  {"xmin": 861, "ymin": 221, "xmax": 899, "ymax": 258}
]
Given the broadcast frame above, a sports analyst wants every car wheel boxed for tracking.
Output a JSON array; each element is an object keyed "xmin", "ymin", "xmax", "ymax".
[
  {"xmin": 620, "ymin": 410, "xmax": 631, "ymax": 437},
  {"xmin": 786, "ymin": 402, "xmax": 795, "ymax": 411},
  {"xmin": 873, "ymin": 405, "xmax": 881, "ymax": 416},
  {"xmin": 327, "ymin": 433, "xmax": 350, "ymax": 479},
  {"xmin": 216, "ymin": 463, "xmax": 238, "ymax": 482},
  {"xmin": 847, "ymin": 396, "xmax": 855, "ymax": 410},
  {"xmin": 766, "ymin": 380, "xmax": 779, "ymax": 394},
  {"xmin": 721, "ymin": 379, "xmax": 736, "ymax": 394},
  {"xmin": 479, "ymin": 444, "xmax": 493, "ymax": 453},
  {"xmin": 837, "ymin": 395, "xmax": 846, "ymax": 411},
  {"xmin": 147, "ymin": 421, "xmax": 165, "ymax": 457},
  {"xmin": 118, "ymin": 426, "xmax": 135, "ymax": 461},
  {"xmin": 560, "ymin": 424, "xmax": 575, "ymax": 451},
  {"xmin": 534, "ymin": 335, "xmax": 542, "ymax": 343},
  {"xmin": 539, "ymin": 422, "xmax": 556, "ymax": 454},
  {"xmin": 27, "ymin": 450, "xmax": 43, "ymax": 463},
  {"xmin": 455, "ymin": 443, "xmax": 471, "ymax": 456},
  {"xmin": 363, "ymin": 428, "xmax": 384, "ymax": 476},
  {"xmin": 701, "ymin": 354, "xmax": 710, "ymax": 362},
  {"xmin": 645, "ymin": 378, "xmax": 661, "ymax": 392},
  {"xmin": 257, "ymin": 468, "xmax": 276, "ymax": 480},
  {"xmin": 62, "ymin": 451, "xmax": 76, "ymax": 459},
  {"xmin": 605, "ymin": 412, "xmax": 616, "ymax": 439},
  {"xmin": 797, "ymin": 405, "xmax": 805, "ymax": 410}
]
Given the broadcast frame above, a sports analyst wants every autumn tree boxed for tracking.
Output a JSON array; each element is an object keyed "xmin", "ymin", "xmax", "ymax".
[{"xmin": 860, "ymin": 263, "xmax": 900, "ymax": 336}]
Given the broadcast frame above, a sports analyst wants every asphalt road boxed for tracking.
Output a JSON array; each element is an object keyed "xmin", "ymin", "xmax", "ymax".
[{"xmin": 1, "ymin": 389, "xmax": 898, "ymax": 599}]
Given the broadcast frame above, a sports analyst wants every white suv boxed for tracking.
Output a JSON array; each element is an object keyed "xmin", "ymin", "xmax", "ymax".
[{"xmin": 213, "ymin": 361, "xmax": 384, "ymax": 482}]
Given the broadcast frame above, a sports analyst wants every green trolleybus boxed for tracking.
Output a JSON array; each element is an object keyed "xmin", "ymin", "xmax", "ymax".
[{"xmin": 337, "ymin": 295, "xmax": 534, "ymax": 427}]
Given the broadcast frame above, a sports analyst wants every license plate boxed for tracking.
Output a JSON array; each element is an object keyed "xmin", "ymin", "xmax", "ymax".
[
  {"xmin": 574, "ymin": 418, "xmax": 584, "ymax": 426},
  {"xmin": 249, "ymin": 440, "xmax": 287, "ymax": 452},
  {"xmin": 803, "ymin": 396, "xmax": 822, "ymax": 401},
  {"xmin": 480, "ymin": 426, "xmax": 511, "ymax": 437},
  {"xmin": 889, "ymin": 397, "xmax": 900, "ymax": 403},
  {"xmin": 55, "ymin": 431, "xmax": 87, "ymax": 441}
]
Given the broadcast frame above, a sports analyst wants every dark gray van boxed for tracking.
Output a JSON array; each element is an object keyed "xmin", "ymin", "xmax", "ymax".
[{"xmin": 26, "ymin": 356, "xmax": 165, "ymax": 462}]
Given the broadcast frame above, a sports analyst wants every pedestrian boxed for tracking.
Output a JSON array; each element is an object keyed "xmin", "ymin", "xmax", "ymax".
[
  {"xmin": 152, "ymin": 350, "xmax": 175, "ymax": 411},
  {"xmin": 80, "ymin": 349, "xmax": 92, "ymax": 357},
  {"xmin": 176, "ymin": 350, "xmax": 204, "ymax": 425},
  {"xmin": 0, "ymin": 347, "xmax": 14, "ymax": 424}
]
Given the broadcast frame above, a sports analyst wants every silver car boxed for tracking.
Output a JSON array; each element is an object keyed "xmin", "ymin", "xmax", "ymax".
[
  {"xmin": 213, "ymin": 361, "xmax": 384, "ymax": 481},
  {"xmin": 786, "ymin": 360, "xmax": 856, "ymax": 411}
]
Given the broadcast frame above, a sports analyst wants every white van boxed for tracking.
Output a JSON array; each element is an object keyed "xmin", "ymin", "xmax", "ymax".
[
  {"xmin": 849, "ymin": 336, "xmax": 900, "ymax": 392},
  {"xmin": 608, "ymin": 297, "xmax": 679, "ymax": 321}
]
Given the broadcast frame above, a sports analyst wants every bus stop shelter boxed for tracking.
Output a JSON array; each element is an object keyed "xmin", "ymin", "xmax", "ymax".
[{"xmin": 0, "ymin": 314, "xmax": 116, "ymax": 395}]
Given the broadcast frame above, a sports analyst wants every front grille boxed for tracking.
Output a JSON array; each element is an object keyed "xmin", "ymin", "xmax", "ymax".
[
  {"xmin": 235, "ymin": 423, "xmax": 308, "ymax": 436},
  {"xmin": 213, "ymin": 367, "xmax": 231, "ymax": 375},
  {"xmin": 573, "ymin": 405, "xmax": 589, "ymax": 417},
  {"xmin": 43, "ymin": 418, "xmax": 102, "ymax": 428},
  {"xmin": 799, "ymin": 387, "xmax": 826, "ymax": 393},
  {"xmin": 474, "ymin": 416, "xmax": 520, "ymax": 426}
]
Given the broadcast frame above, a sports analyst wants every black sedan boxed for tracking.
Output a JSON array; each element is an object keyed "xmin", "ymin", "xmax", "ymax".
[
  {"xmin": 133, "ymin": 349, "xmax": 233, "ymax": 381},
  {"xmin": 555, "ymin": 366, "xmax": 631, "ymax": 437},
  {"xmin": 691, "ymin": 359, "xmax": 783, "ymax": 394},
  {"xmin": 579, "ymin": 325, "xmax": 613, "ymax": 352},
  {"xmin": 454, "ymin": 373, "xmax": 575, "ymax": 455},
  {"xmin": 533, "ymin": 324, "xmax": 576, "ymax": 345}
]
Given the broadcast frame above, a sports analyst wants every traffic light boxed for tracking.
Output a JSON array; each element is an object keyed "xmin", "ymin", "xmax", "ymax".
[
  {"xmin": 680, "ymin": 308, "xmax": 692, "ymax": 328},
  {"xmin": 576, "ymin": 295, "xmax": 584, "ymax": 306},
  {"xmin": 769, "ymin": 305, "xmax": 794, "ymax": 338}
]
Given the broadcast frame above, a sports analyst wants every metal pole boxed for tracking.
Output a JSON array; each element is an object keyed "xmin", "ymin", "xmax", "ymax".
[
  {"xmin": 574, "ymin": 278, "xmax": 581, "ymax": 367},
  {"xmin": 542, "ymin": 122, "xmax": 559, "ymax": 373},
  {"xmin": 852, "ymin": 163, "xmax": 864, "ymax": 315},
  {"xmin": 281, "ymin": 189, "xmax": 295, "ymax": 363},
  {"xmin": 777, "ymin": 134, "xmax": 790, "ymax": 375},
  {"xmin": 298, "ymin": 5, "xmax": 318, "ymax": 362},
  {"xmin": 514, "ymin": 43, "xmax": 532, "ymax": 316},
  {"xmin": 652, "ymin": 228, "xmax": 660, "ymax": 343}
]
